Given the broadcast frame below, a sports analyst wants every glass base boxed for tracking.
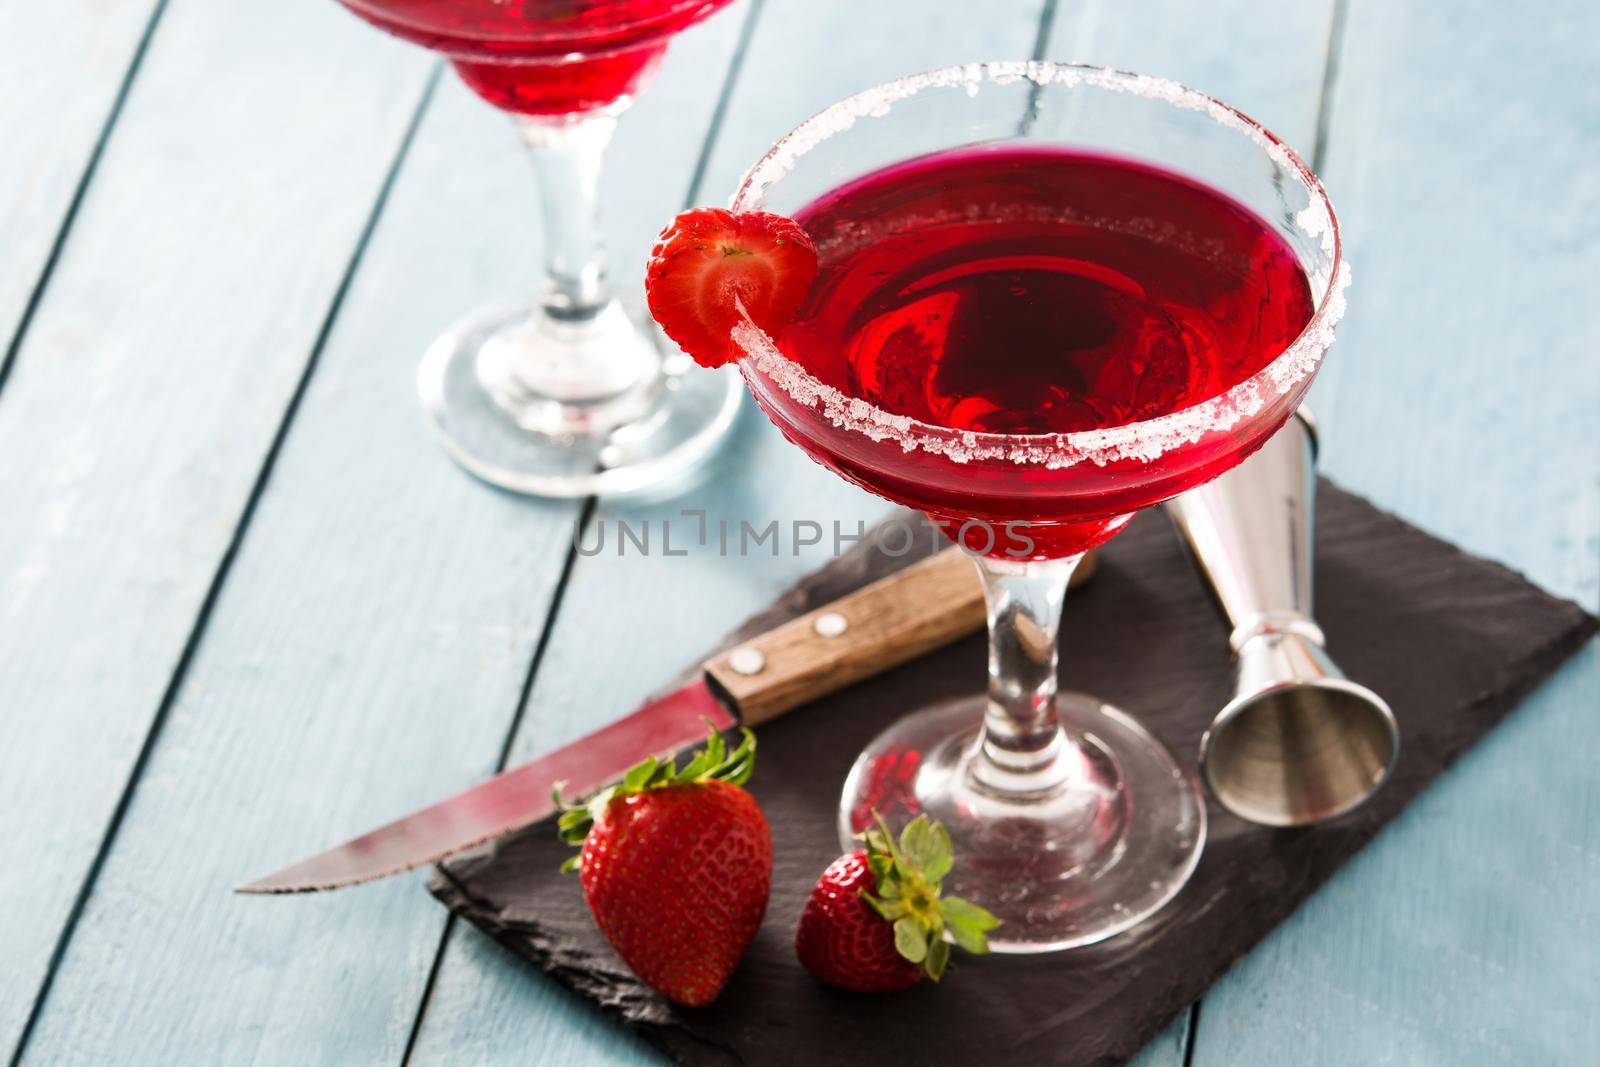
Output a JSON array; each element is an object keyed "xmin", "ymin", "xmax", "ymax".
[
  {"xmin": 838, "ymin": 693, "xmax": 1205, "ymax": 952},
  {"xmin": 418, "ymin": 298, "xmax": 741, "ymax": 498}
]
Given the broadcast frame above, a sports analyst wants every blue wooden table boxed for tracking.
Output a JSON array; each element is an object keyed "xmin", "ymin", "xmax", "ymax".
[{"xmin": 2, "ymin": 1, "xmax": 1595, "ymax": 1063}]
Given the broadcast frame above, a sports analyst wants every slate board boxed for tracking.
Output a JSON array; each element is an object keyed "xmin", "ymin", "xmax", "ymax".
[{"xmin": 430, "ymin": 481, "xmax": 1597, "ymax": 1067}]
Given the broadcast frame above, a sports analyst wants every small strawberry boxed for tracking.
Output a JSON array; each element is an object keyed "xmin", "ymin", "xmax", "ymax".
[
  {"xmin": 796, "ymin": 814, "xmax": 999, "ymax": 992},
  {"xmin": 645, "ymin": 207, "xmax": 818, "ymax": 367},
  {"xmin": 555, "ymin": 727, "xmax": 772, "ymax": 1008}
]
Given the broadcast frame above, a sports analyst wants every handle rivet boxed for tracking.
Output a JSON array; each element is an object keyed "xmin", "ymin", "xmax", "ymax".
[
  {"xmin": 813, "ymin": 612, "xmax": 849, "ymax": 637},
  {"xmin": 728, "ymin": 647, "xmax": 766, "ymax": 675}
]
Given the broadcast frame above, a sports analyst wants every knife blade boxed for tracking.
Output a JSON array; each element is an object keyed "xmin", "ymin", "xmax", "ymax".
[
  {"xmin": 236, "ymin": 680, "xmax": 736, "ymax": 893},
  {"xmin": 237, "ymin": 546, "xmax": 1094, "ymax": 894}
]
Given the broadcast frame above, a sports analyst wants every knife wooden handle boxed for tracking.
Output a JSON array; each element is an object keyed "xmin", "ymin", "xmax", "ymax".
[
  {"xmin": 705, "ymin": 547, "xmax": 983, "ymax": 726},
  {"xmin": 703, "ymin": 547, "xmax": 1098, "ymax": 726}
]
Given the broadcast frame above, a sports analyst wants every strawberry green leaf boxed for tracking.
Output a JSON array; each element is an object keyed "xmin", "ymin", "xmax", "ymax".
[
  {"xmin": 698, "ymin": 728, "xmax": 726, "ymax": 773},
  {"xmin": 924, "ymin": 937, "xmax": 951, "ymax": 982},
  {"xmin": 944, "ymin": 919, "xmax": 989, "ymax": 956},
  {"xmin": 899, "ymin": 815, "xmax": 939, "ymax": 871},
  {"xmin": 623, "ymin": 756, "xmax": 658, "ymax": 791},
  {"xmin": 941, "ymin": 896, "xmax": 1000, "ymax": 955},
  {"xmin": 894, "ymin": 916, "xmax": 928, "ymax": 963},
  {"xmin": 864, "ymin": 894, "xmax": 907, "ymax": 922},
  {"xmin": 941, "ymin": 896, "xmax": 999, "ymax": 930},
  {"xmin": 674, "ymin": 746, "xmax": 714, "ymax": 783},
  {"xmin": 717, "ymin": 730, "xmax": 757, "ymax": 786},
  {"xmin": 922, "ymin": 821, "xmax": 954, "ymax": 882}
]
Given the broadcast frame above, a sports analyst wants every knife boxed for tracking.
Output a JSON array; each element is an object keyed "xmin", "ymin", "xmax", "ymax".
[{"xmin": 236, "ymin": 546, "xmax": 1096, "ymax": 894}]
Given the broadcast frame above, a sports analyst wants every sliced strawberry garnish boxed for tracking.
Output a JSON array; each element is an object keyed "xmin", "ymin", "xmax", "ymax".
[{"xmin": 646, "ymin": 207, "xmax": 818, "ymax": 368}]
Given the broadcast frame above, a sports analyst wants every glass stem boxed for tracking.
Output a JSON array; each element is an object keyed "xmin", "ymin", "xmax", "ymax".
[
  {"xmin": 969, "ymin": 552, "xmax": 1085, "ymax": 796},
  {"xmin": 514, "ymin": 111, "xmax": 619, "ymax": 322},
  {"xmin": 482, "ymin": 108, "xmax": 657, "ymax": 422}
]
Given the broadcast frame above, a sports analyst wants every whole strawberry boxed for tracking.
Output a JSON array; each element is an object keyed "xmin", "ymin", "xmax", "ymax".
[
  {"xmin": 556, "ymin": 728, "xmax": 771, "ymax": 1007},
  {"xmin": 796, "ymin": 815, "xmax": 998, "ymax": 992}
]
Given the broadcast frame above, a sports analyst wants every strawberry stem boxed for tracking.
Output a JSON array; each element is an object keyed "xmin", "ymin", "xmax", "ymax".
[
  {"xmin": 857, "ymin": 812, "xmax": 1000, "ymax": 981},
  {"xmin": 554, "ymin": 723, "xmax": 757, "ymax": 870}
]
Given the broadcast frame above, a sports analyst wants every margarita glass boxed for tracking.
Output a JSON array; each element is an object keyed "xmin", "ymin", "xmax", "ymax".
[
  {"xmin": 730, "ymin": 62, "xmax": 1347, "ymax": 951},
  {"xmin": 338, "ymin": 0, "xmax": 742, "ymax": 496}
]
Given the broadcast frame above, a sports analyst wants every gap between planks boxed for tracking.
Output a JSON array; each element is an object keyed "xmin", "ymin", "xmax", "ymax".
[{"xmin": 0, "ymin": 0, "xmax": 170, "ymax": 402}]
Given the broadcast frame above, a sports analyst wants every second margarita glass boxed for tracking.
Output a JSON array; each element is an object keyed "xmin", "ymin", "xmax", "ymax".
[
  {"xmin": 729, "ymin": 63, "xmax": 1347, "ymax": 950},
  {"xmin": 337, "ymin": 0, "xmax": 743, "ymax": 497}
]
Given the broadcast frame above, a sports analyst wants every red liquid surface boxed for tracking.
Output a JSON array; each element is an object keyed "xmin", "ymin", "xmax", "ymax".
[
  {"xmin": 340, "ymin": 0, "xmax": 735, "ymax": 114},
  {"xmin": 765, "ymin": 146, "xmax": 1317, "ymax": 558}
]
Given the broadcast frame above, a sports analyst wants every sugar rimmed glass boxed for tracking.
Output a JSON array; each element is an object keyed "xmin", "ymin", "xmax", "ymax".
[
  {"xmin": 730, "ymin": 62, "xmax": 1347, "ymax": 951},
  {"xmin": 336, "ymin": 0, "xmax": 743, "ymax": 497}
]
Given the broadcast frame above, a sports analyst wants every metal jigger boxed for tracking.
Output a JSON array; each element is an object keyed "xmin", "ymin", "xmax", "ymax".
[{"xmin": 1167, "ymin": 411, "xmax": 1399, "ymax": 827}]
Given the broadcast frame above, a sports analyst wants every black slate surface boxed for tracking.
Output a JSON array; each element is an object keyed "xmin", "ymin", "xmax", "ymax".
[{"xmin": 430, "ymin": 481, "xmax": 1596, "ymax": 1067}]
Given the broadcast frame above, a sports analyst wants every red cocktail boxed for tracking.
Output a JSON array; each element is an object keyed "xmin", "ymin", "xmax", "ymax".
[
  {"xmin": 341, "ymin": 0, "xmax": 732, "ymax": 114},
  {"xmin": 773, "ymin": 144, "xmax": 1316, "ymax": 559},
  {"xmin": 731, "ymin": 63, "xmax": 1347, "ymax": 950},
  {"xmin": 335, "ymin": 0, "xmax": 742, "ymax": 497}
]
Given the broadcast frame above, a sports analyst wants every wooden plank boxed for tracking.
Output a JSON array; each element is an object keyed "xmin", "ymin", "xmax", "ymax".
[
  {"xmin": 1034, "ymin": 3, "xmax": 1337, "ymax": 1063},
  {"xmin": 402, "ymin": 1, "xmax": 1060, "ymax": 1063},
  {"xmin": 0, "ymin": 0, "xmax": 433, "ymax": 1057},
  {"xmin": 9, "ymin": 7, "xmax": 756, "ymax": 1065},
  {"xmin": 1307, "ymin": 0, "xmax": 1599, "ymax": 610},
  {"xmin": 1194, "ymin": 0, "xmax": 1600, "ymax": 1062},
  {"xmin": 1039, "ymin": 0, "xmax": 1335, "ymax": 152},
  {"xmin": 1194, "ymin": 667, "xmax": 1599, "ymax": 1066},
  {"xmin": 0, "ymin": 0, "xmax": 161, "ymax": 380}
]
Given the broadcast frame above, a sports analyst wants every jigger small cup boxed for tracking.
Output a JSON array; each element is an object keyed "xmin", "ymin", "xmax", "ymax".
[{"xmin": 1167, "ymin": 412, "xmax": 1399, "ymax": 827}]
